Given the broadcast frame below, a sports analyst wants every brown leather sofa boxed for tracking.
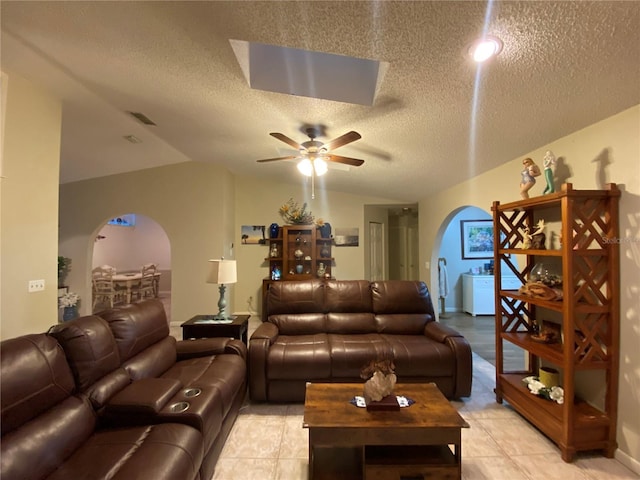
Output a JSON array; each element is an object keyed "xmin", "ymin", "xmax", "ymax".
[
  {"xmin": 1, "ymin": 299, "xmax": 246, "ymax": 480},
  {"xmin": 250, "ymin": 280, "xmax": 472, "ymax": 402}
]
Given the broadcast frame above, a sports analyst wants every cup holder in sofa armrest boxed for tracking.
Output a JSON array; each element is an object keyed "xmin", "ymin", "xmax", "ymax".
[
  {"xmin": 183, "ymin": 387, "xmax": 201, "ymax": 398},
  {"xmin": 106, "ymin": 378, "xmax": 183, "ymax": 415},
  {"xmin": 169, "ymin": 401, "xmax": 190, "ymax": 413}
]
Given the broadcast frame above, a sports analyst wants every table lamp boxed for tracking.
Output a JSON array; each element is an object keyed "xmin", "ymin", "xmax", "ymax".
[{"xmin": 207, "ymin": 258, "xmax": 237, "ymax": 320}]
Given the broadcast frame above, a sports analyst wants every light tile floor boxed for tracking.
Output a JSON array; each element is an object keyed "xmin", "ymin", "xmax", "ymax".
[
  {"xmin": 212, "ymin": 353, "xmax": 638, "ymax": 480},
  {"xmin": 163, "ymin": 299, "xmax": 637, "ymax": 480}
]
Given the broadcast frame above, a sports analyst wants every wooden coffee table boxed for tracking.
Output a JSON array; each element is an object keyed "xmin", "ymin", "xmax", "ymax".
[{"xmin": 303, "ymin": 382, "xmax": 469, "ymax": 480}]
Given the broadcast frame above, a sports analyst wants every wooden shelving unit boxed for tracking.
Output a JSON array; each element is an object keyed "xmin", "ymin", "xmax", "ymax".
[
  {"xmin": 265, "ymin": 225, "xmax": 333, "ymax": 280},
  {"xmin": 262, "ymin": 224, "xmax": 334, "ymax": 320},
  {"xmin": 492, "ymin": 183, "xmax": 620, "ymax": 462}
]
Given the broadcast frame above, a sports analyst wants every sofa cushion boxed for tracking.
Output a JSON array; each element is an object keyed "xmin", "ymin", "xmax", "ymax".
[
  {"xmin": 2, "ymin": 396, "xmax": 97, "ymax": 480},
  {"xmin": 122, "ymin": 336, "xmax": 177, "ymax": 380},
  {"xmin": 266, "ymin": 280, "xmax": 325, "ymax": 315},
  {"xmin": 267, "ymin": 334, "xmax": 331, "ymax": 380},
  {"xmin": 371, "ymin": 280, "xmax": 435, "ymax": 316},
  {"xmin": 45, "ymin": 423, "xmax": 203, "ymax": 480},
  {"xmin": 1, "ymin": 334, "xmax": 76, "ymax": 435},
  {"xmin": 100, "ymin": 299, "xmax": 170, "ymax": 362},
  {"xmin": 325, "ymin": 280, "xmax": 373, "ymax": 312},
  {"xmin": 374, "ymin": 313, "xmax": 432, "ymax": 335},
  {"xmin": 328, "ymin": 334, "xmax": 393, "ymax": 378},
  {"xmin": 1, "ymin": 334, "xmax": 97, "ymax": 480},
  {"xmin": 381, "ymin": 334, "xmax": 455, "ymax": 376},
  {"xmin": 269, "ymin": 313, "xmax": 326, "ymax": 335},
  {"xmin": 48, "ymin": 316, "xmax": 122, "ymax": 391},
  {"xmin": 326, "ymin": 313, "xmax": 376, "ymax": 334}
]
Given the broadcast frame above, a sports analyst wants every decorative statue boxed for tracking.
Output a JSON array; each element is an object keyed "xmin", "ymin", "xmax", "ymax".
[
  {"xmin": 520, "ymin": 157, "xmax": 541, "ymax": 199},
  {"xmin": 361, "ymin": 358, "xmax": 396, "ymax": 404},
  {"xmin": 530, "ymin": 219, "xmax": 546, "ymax": 250},
  {"xmin": 542, "ymin": 150, "xmax": 556, "ymax": 194},
  {"xmin": 521, "ymin": 226, "xmax": 532, "ymax": 249}
]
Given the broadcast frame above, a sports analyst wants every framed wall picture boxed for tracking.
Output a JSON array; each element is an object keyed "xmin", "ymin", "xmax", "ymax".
[
  {"xmin": 241, "ymin": 225, "xmax": 267, "ymax": 245},
  {"xmin": 334, "ymin": 227, "xmax": 359, "ymax": 246},
  {"xmin": 460, "ymin": 220, "xmax": 494, "ymax": 259}
]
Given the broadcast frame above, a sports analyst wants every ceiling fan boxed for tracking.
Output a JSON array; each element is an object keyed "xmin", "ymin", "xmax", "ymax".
[
  {"xmin": 257, "ymin": 128, "xmax": 364, "ymax": 198},
  {"xmin": 257, "ymin": 128, "xmax": 364, "ymax": 168}
]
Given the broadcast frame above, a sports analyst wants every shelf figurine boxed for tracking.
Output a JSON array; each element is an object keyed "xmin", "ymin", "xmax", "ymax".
[
  {"xmin": 542, "ymin": 150, "xmax": 556, "ymax": 194},
  {"xmin": 519, "ymin": 157, "xmax": 541, "ymax": 199},
  {"xmin": 530, "ymin": 219, "xmax": 546, "ymax": 250}
]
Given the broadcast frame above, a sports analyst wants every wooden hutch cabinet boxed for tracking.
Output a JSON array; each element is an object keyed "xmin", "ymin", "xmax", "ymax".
[
  {"xmin": 492, "ymin": 183, "xmax": 620, "ymax": 462},
  {"xmin": 262, "ymin": 224, "xmax": 334, "ymax": 319}
]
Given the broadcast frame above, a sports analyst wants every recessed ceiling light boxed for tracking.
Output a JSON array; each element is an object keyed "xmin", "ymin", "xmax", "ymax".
[{"xmin": 469, "ymin": 36, "xmax": 503, "ymax": 63}]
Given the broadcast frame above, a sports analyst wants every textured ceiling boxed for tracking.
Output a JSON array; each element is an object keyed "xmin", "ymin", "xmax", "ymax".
[{"xmin": 1, "ymin": 1, "xmax": 639, "ymax": 202}]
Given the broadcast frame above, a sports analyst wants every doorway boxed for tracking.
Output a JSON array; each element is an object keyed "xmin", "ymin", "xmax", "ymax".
[{"xmin": 92, "ymin": 213, "xmax": 172, "ymax": 318}]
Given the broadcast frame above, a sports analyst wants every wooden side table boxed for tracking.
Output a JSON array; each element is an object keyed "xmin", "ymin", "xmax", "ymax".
[{"xmin": 181, "ymin": 314, "xmax": 250, "ymax": 345}]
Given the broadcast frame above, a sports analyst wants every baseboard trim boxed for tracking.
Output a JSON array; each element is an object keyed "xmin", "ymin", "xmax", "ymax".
[{"xmin": 615, "ymin": 448, "xmax": 640, "ymax": 475}]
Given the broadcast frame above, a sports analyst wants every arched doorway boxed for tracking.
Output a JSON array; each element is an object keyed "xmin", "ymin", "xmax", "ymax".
[
  {"xmin": 434, "ymin": 206, "xmax": 491, "ymax": 316},
  {"xmin": 91, "ymin": 213, "xmax": 172, "ymax": 320},
  {"xmin": 430, "ymin": 206, "xmax": 525, "ymax": 371}
]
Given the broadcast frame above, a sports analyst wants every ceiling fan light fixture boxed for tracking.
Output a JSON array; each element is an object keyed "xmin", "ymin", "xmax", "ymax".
[
  {"xmin": 297, "ymin": 157, "xmax": 328, "ymax": 177},
  {"xmin": 297, "ymin": 158, "xmax": 314, "ymax": 176},
  {"xmin": 469, "ymin": 36, "xmax": 503, "ymax": 63},
  {"xmin": 314, "ymin": 158, "xmax": 328, "ymax": 176}
]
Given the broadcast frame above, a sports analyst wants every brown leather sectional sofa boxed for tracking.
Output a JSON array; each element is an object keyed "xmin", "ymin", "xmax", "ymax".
[
  {"xmin": 250, "ymin": 279, "xmax": 472, "ymax": 402},
  {"xmin": 0, "ymin": 299, "xmax": 246, "ymax": 480}
]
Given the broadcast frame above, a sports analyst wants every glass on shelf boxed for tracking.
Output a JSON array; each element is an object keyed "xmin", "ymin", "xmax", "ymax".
[{"xmin": 529, "ymin": 263, "xmax": 562, "ymax": 287}]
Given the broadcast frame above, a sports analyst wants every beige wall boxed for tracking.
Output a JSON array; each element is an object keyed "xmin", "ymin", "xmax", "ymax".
[
  {"xmin": 57, "ymin": 165, "xmax": 399, "ymax": 324},
  {"xmin": 233, "ymin": 175, "xmax": 401, "ymax": 317},
  {"xmin": 419, "ymin": 105, "xmax": 640, "ymax": 469},
  {"xmin": 58, "ymin": 162, "xmax": 235, "ymax": 324},
  {"xmin": 0, "ymin": 72, "xmax": 61, "ymax": 340}
]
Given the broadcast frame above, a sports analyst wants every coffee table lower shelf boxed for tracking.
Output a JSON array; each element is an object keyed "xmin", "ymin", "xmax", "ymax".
[{"xmin": 310, "ymin": 445, "xmax": 459, "ymax": 480}]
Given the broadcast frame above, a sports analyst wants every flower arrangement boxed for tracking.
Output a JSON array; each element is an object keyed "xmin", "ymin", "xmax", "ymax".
[
  {"xmin": 59, "ymin": 291, "xmax": 80, "ymax": 308},
  {"xmin": 279, "ymin": 198, "xmax": 315, "ymax": 225},
  {"xmin": 522, "ymin": 376, "xmax": 564, "ymax": 404}
]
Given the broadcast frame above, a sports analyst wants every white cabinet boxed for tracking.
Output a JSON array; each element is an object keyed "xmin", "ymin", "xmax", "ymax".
[{"xmin": 462, "ymin": 274, "xmax": 520, "ymax": 316}]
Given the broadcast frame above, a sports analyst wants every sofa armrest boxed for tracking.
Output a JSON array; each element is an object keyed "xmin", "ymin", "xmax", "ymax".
[
  {"xmin": 424, "ymin": 322, "xmax": 472, "ymax": 398},
  {"xmin": 250, "ymin": 322, "xmax": 279, "ymax": 342},
  {"xmin": 106, "ymin": 378, "xmax": 182, "ymax": 415},
  {"xmin": 423, "ymin": 321, "xmax": 463, "ymax": 342},
  {"xmin": 176, "ymin": 338, "xmax": 247, "ymax": 361},
  {"xmin": 248, "ymin": 322, "xmax": 279, "ymax": 402}
]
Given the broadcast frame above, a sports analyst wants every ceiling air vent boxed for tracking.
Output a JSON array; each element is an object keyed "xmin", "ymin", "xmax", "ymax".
[{"xmin": 127, "ymin": 111, "xmax": 156, "ymax": 126}]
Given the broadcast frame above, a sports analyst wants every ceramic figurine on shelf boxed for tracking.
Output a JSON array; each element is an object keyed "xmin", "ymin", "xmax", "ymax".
[
  {"xmin": 520, "ymin": 157, "xmax": 541, "ymax": 199},
  {"xmin": 521, "ymin": 226, "xmax": 532, "ymax": 249},
  {"xmin": 269, "ymin": 243, "xmax": 279, "ymax": 258},
  {"xmin": 542, "ymin": 150, "xmax": 557, "ymax": 194},
  {"xmin": 530, "ymin": 219, "xmax": 547, "ymax": 250},
  {"xmin": 317, "ymin": 262, "xmax": 326, "ymax": 278},
  {"xmin": 271, "ymin": 265, "xmax": 281, "ymax": 280}
]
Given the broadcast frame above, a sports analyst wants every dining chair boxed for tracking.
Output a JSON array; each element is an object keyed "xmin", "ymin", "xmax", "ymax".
[
  {"xmin": 137, "ymin": 263, "xmax": 158, "ymax": 300},
  {"xmin": 92, "ymin": 265, "xmax": 124, "ymax": 310}
]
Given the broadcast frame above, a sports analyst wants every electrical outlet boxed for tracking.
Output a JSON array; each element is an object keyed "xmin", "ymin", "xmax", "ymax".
[{"xmin": 28, "ymin": 279, "xmax": 45, "ymax": 292}]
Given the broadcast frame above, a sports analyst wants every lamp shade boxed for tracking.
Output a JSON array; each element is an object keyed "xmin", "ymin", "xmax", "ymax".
[{"xmin": 207, "ymin": 259, "xmax": 237, "ymax": 285}]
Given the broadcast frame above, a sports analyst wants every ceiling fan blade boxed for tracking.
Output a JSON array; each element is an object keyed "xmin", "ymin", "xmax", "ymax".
[
  {"xmin": 326, "ymin": 154, "xmax": 365, "ymax": 167},
  {"xmin": 323, "ymin": 131, "xmax": 362, "ymax": 151},
  {"xmin": 270, "ymin": 132, "xmax": 302, "ymax": 150},
  {"xmin": 257, "ymin": 155, "xmax": 300, "ymax": 163}
]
